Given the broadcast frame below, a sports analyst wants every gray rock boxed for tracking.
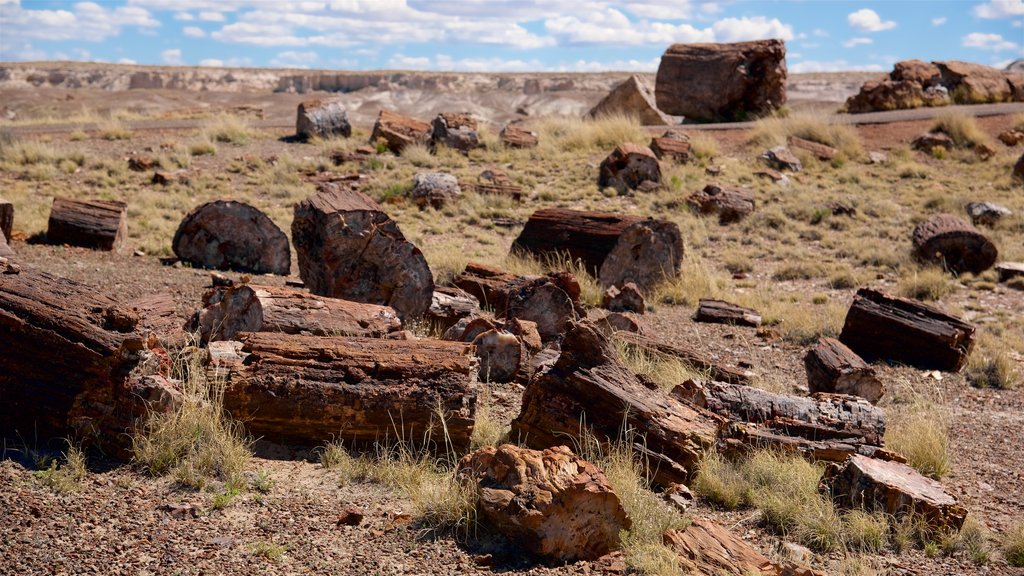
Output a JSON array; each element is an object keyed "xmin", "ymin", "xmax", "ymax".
[
  {"xmin": 411, "ymin": 172, "xmax": 461, "ymax": 209},
  {"xmin": 965, "ymin": 202, "xmax": 1012, "ymax": 227}
]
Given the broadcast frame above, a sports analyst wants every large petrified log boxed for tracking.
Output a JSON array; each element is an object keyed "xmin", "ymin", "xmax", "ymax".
[
  {"xmin": 838, "ymin": 288, "xmax": 975, "ymax": 372},
  {"xmin": 822, "ymin": 454, "xmax": 968, "ymax": 532},
  {"xmin": 511, "ymin": 208, "xmax": 683, "ymax": 292},
  {"xmin": 458, "ymin": 444, "xmax": 631, "ymax": 562},
  {"xmin": 510, "ymin": 321, "xmax": 720, "ymax": 486},
  {"xmin": 218, "ymin": 332, "xmax": 477, "ymax": 449},
  {"xmin": 47, "ymin": 197, "xmax": 127, "ymax": 251},
  {"xmin": 687, "ymin": 185, "xmax": 755, "ymax": 224},
  {"xmin": 804, "ymin": 337, "xmax": 884, "ymax": 403},
  {"xmin": 196, "ymin": 284, "xmax": 401, "ymax": 342},
  {"xmin": 296, "ymin": 98, "xmax": 352, "ymax": 140},
  {"xmin": 597, "ymin": 143, "xmax": 661, "ymax": 193},
  {"xmin": 0, "ymin": 196, "xmax": 12, "ymax": 242},
  {"xmin": 369, "ymin": 109, "xmax": 431, "ymax": 153},
  {"xmin": 452, "ymin": 262, "xmax": 583, "ymax": 341},
  {"xmin": 649, "ymin": 130, "xmax": 692, "ymax": 163},
  {"xmin": 613, "ymin": 331, "xmax": 752, "ymax": 385},
  {"xmin": 911, "ymin": 214, "xmax": 997, "ymax": 274},
  {"xmin": 694, "ymin": 299, "xmax": 761, "ymax": 327},
  {"xmin": 292, "ymin": 184, "xmax": 434, "ymax": 321},
  {"xmin": 664, "ymin": 517, "xmax": 779, "ymax": 576},
  {"xmin": 172, "ymin": 200, "xmax": 291, "ymax": 275}
]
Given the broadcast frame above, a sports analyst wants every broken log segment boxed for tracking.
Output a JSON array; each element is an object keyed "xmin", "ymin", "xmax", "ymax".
[
  {"xmin": 693, "ymin": 299, "xmax": 762, "ymax": 327},
  {"xmin": 597, "ymin": 143, "xmax": 662, "ymax": 193},
  {"xmin": 425, "ymin": 286, "xmax": 479, "ymax": 331},
  {"xmin": 687, "ymin": 185, "xmax": 755, "ymax": 224},
  {"xmin": 46, "ymin": 197, "xmax": 127, "ymax": 251},
  {"xmin": 511, "ymin": 208, "xmax": 683, "ymax": 292},
  {"xmin": 292, "ymin": 184, "xmax": 434, "ymax": 321},
  {"xmin": 499, "ymin": 123, "xmax": 538, "ymax": 148},
  {"xmin": 218, "ymin": 332, "xmax": 477, "ymax": 450},
  {"xmin": 369, "ymin": 109, "xmax": 431, "ymax": 153},
  {"xmin": 788, "ymin": 136, "xmax": 838, "ymax": 160},
  {"xmin": 510, "ymin": 321, "xmax": 720, "ymax": 487},
  {"xmin": 613, "ymin": 331, "xmax": 752, "ymax": 385},
  {"xmin": 197, "ymin": 284, "xmax": 402, "ymax": 342},
  {"xmin": 838, "ymin": 288, "xmax": 975, "ymax": 372},
  {"xmin": 0, "ymin": 196, "xmax": 12, "ymax": 242},
  {"xmin": 664, "ymin": 517, "xmax": 780, "ymax": 576},
  {"xmin": 296, "ymin": 98, "xmax": 352, "ymax": 140},
  {"xmin": 172, "ymin": 200, "xmax": 291, "ymax": 276},
  {"xmin": 911, "ymin": 214, "xmax": 997, "ymax": 274},
  {"xmin": 804, "ymin": 337, "xmax": 884, "ymax": 403}
]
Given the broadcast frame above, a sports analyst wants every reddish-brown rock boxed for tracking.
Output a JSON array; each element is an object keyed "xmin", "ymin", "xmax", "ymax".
[
  {"xmin": 597, "ymin": 143, "xmax": 661, "ymax": 193},
  {"xmin": 693, "ymin": 299, "xmax": 761, "ymax": 327},
  {"xmin": 845, "ymin": 59, "xmax": 1023, "ymax": 113},
  {"xmin": 0, "ymin": 196, "xmax": 12, "ymax": 242},
  {"xmin": 47, "ymin": 197, "xmax": 127, "ymax": 251},
  {"xmin": 911, "ymin": 214, "xmax": 997, "ymax": 274},
  {"xmin": 172, "ymin": 200, "xmax": 291, "ymax": 275},
  {"xmin": 588, "ymin": 75, "xmax": 671, "ymax": 126},
  {"xmin": 687, "ymin": 184, "xmax": 755, "ymax": 224},
  {"xmin": 664, "ymin": 517, "xmax": 779, "ymax": 576},
  {"xmin": 500, "ymin": 122, "xmax": 538, "ymax": 148},
  {"xmin": 369, "ymin": 109, "xmax": 431, "ymax": 153},
  {"xmin": 788, "ymin": 136, "xmax": 838, "ymax": 161},
  {"xmin": 431, "ymin": 112, "xmax": 482, "ymax": 153},
  {"xmin": 804, "ymin": 337, "xmax": 884, "ymax": 403},
  {"xmin": 602, "ymin": 282, "xmax": 645, "ymax": 314},
  {"xmin": 458, "ymin": 444, "xmax": 630, "ymax": 562},
  {"xmin": 649, "ymin": 130, "xmax": 692, "ymax": 163}
]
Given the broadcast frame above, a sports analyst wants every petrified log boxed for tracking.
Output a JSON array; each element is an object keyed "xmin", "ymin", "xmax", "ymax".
[
  {"xmin": 664, "ymin": 517, "xmax": 778, "ymax": 576},
  {"xmin": 467, "ymin": 181, "xmax": 524, "ymax": 201},
  {"xmin": 472, "ymin": 329, "xmax": 524, "ymax": 383},
  {"xmin": 0, "ymin": 268, "xmax": 145, "ymax": 442},
  {"xmin": 602, "ymin": 282, "xmax": 645, "ymax": 313},
  {"xmin": 292, "ymin": 184, "xmax": 434, "ymax": 321},
  {"xmin": 839, "ymin": 288, "xmax": 975, "ymax": 372},
  {"xmin": 430, "ymin": 112, "xmax": 482, "ymax": 153},
  {"xmin": 597, "ymin": 143, "xmax": 661, "ymax": 193},
  {"xmin": 152, "ymin": 169, "xmax": 189, "ymax": 186},
  {"xmin": 499, "ymin": 123, "xmax": 538, "ymax": 148},
  {"xmin": 788, "ymin": 136, "xmax": 837, "ymax": 161},
  {"xmin": 804, "ymin": 337, "xmax": 884, "ymax": 403},
  {"xmin": 453, "ymin": 262, "xmax": 583, "ymax": 341},
  {"xmin": 687, "ymin": 185, "xmax": 754, "ymax": 224},
  {"xmin": 649, "ymin": 131, "xmax": 692, "ymax": 163},
  {"xmin": 127, "ymin": 292, "xmax": 188, "ymax": 349},
  {"xmin": 911, "ymin": 214, "xmax": 997, "ymax": 274},
  {"xmin": 588, "ymin": 75, "xmax": 670, "ymax": 126},
  {"xmin": 172, "ymin": 200, "xmax": 291, "ymax": 275},
  {"xmin": 219, "ymin": 332, "xmax": 477, "ymax": 449},
  {"xmin": 965, "ymin": 201, "xmax": 1011, "ymax": 227},
  {"xmin": 693, "ymin": 299, "xmax": 761, "ymax": 327},
  {"xmin": 296, "ymin": 98, "xmax": 352, "ymax": 140},
  {"xmin": 511, "ymin": 321, "xmax": 720, "ymax": 486},
  {"xmin": 47, "ymin": 197, "xmax": 127, "ymax": 251},
  {"xmin": 369, "ymin": 109, "xmax": 431, "ymax": 153},
  {"xmin": 0, "ymin": 232, "xmax": 12, "ymax": 257},
  {"xmin": 0, "ymin": 196, "xmax": 12, "ymax": 241},
  {"xmin": 613, "ymin": 331, "xmax": 751, "ymax": 385},
  {"xmin": 127, "ymin": 154, "xmax": 155, "ymax": 172},
  {"xmin": 458, "ymin": 444, "xmax": 631, "ymax": 562},
  {"xmin": 761, "ymin": 146, "xmax": 802, "ymax": 172},
  {"xmin": 822, "ymin": 454, "xmax": 968, "ymax": 532},
  {"xmin": 512, "ymin": 208, "xmax": 683, "ymax": 292},
  {"xmin": 425, "ymin": 286, "xmax": 479, "ymax": 330},
  {"xmin": 196, "ymin": 284, "xmax": 401, "ymax": 342}
]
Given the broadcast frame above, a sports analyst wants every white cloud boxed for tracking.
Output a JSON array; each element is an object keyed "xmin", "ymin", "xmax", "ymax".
[
  {"xmin": 0, "ymin": 1, "xmax": 160, "ymax": 44},
  {"xmin": 198, "ymin": 10, "xmax": 225, "ymax": 21},
  {"xmin": 848, "ymin": 9, "xmax": 896, "ymax": 32},
  {"xmin": 711, "ymin": 16, "xmax": 793, "ymax": 42},
  {"xmin": 623, "ymin": 1, "xmax": 695, "ymax": 20},
  {"xmin": 183, "ymin": 26, "xmax": 206, "ymax": 37},
  {"xmin": 174, "ymin": 11, "xmax": 194, "ymax": 20},
  {"xmin": 387, "ymin": 53, "xmax": 432, "ymax": 70},
  {"xmin": 270, "ymin": 50, "xmax": 319, "ymax": 67},
  {"xmin": 963, "ymin": 32, "xmax": 1020, "ymax": 52},
  {"xmin": 199, "ymin": 58, "xmax": 223, "ymax": 66},
  {"xmin": 161, "ymin": 48, "xmax": 183, "ymax": 65},
  {"xmin": 931, "ymin": 17, "xmax": 947, "ymax": 26},
  {"xmin": 212, "ymin": 22, "xmax": 308, "ymax": 46},
  {"xmin": 813, "ymin": 28, "xmax": 829, "ymax": 38},
  {"xmin": 544, "ymin": 11, "xmax": 791, "ymax": 45},
  {"xmin": 974, "ymin": 0, "xmax": 1024, "ymax": 18},
  {"xmin": 842, "ymin": 37, "xmax": 873, "ymax": 48},
  {"xmin": 118, "ymin": 58, "xmax": 137, "ymax": 64}
]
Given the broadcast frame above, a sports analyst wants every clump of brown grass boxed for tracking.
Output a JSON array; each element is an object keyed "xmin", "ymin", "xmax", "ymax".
[
  {"xmin": 966, "ymin": 331, "xmax": 1019, "ymax": 389},
  {"xmin": 612, "ymin": 334, "xmax": 708, "ymax": 391},
  {"xmin": 201, "ymin": 115, "xmax": 257, "ymax": 145},
  {"xmin": 535, "ymin": 114, "xmax": 648, "ymax": 153},
  {"xmin": 97, "ymin": 117, "xmax": 132, "ymax": 140},
  {"xmin": 33, "ymin": 443, "xmax": 88, "ymax": 493},
  {"xmin": 885, "ymin": 402, "xmax": 950, "ymax": 479},
  {"xmin": 651, "ymin": 254, "xmax": 724, "ymax": 306},
  {"xmin": 748, "ymin": 112, "xmax": 864, "ymax": 160},
  {"xmin": 469, "ymin": 387, "xmax": 508, "ymax": 450},
  {"xmin": 1004, "ymin": 523, "xmax": 1024, "ymax": 567},
  {"xmin": 505, "ymin": 251, "xmax": 603, "ymax": 308},
  {"xmin": 930, "ymin": 111, "xmax": 992, "ymax": 149},
  {"xmin": 898, "ymin": 267, "xmax": 953, "ymax": 301}
]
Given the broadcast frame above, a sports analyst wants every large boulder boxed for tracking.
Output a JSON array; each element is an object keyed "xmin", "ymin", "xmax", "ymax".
[
  {"xmin": 296, "ymin": 98, "xmax": 351, "ymax": 140},
  {"xmin": 846, "ymin": 59, "xmax": 1024, "ymax": 113},
  {"xmin": 588, "ymin": 75, "xmax": 672, "ymax": 126},
  {"xmin": 458, "ymin": 444, "xmax": 630, "ymax": 562},
  {"xmin": 655, "ymin": 40, "xmax": 787, "ymax": 122}
]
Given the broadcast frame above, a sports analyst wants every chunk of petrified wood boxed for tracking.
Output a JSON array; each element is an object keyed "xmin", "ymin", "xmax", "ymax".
[
  {"xmin": 598, "ymin": 143, "xmax": 661, "ymax": 193},
  {"xmin": 512, "ymin": 208, "xmax": 683, "ymax": 292},
  {"xmin": 172, "ymin": 200, "xmax": 291, "ymax": 275},
  {"xmin": 788, "ymin": 136, "xmax": 838, "ymax": 160},
  {"xmin": 220, "ymin": 332, "xmax": 477, "ymax": 449},
  {"xmin": 127, "ymin": 292, "xmax": 189, "ymax": 349},
  {"xmin": 292, "ymin": 184, "xmax": 434, "ymax": 321},
  {"xmin": 425, "ymin": 286, "xmax": 479, "ymax": 331},
  {"xmin": 47, "ymin": 197, "xmax": 127, "ymax": 251},
  {"xmin": 839, "ymin": 288, "xmax": 975, "ymax": 372},
  {"xmin": 687, "ymin": 185, "xmax": 754, "ymax": 224},
  {"xmin": 996, "ymin": 261, "xmax": 1024, "ymax": 282},
  {"xmin": 369, "ymin": 109, "xmax": 431, "ymax": 153},
  {"xmin": 911, "ymin": 214, "xmax": 997, "ymax": 274},
  {"xmin": 458, "ymin": 444, "xmax": 630, "ymax": 562},
  {"xmin": 613, "ymin": 331, "xmax": 751, "ymax": 385},
  {"xmin": 804, "ymin": 337, "xmax": 884, "ymax": 403},
  {"xmin": 430, "ymin": 112, "xmax": 482, "ymax": 153},
  {"xmin": 0, "ymin": 196, "xmax": 13, "ymax": 242},
  {"xmin": 822, "ymin": 454, "xmax": 967, "ymax": 532},
  {"xmin": 1014, "ymin": 152, "xmax": 1024, "ymax": 183},
  {"xmin": 664, "ymin": 517, "xmax": 779, "ymax": 576},
  {"xmin": 0, "ymin": 232, "xmax": 12, "ymax": 257},
  {"xmin": 296, "ymin": 98, "xmax": 351, "ymax": 140},
  {"xmin": 472, "ymin": 329, "xmax": 524, "ymax": 383},
  {"xmin": 0, "ymin": 268, "xmax": 146, "ymax": 442},
  {"xmin": 151, "ymin": 169, "xmax": 189, "ymax": 186},
  {"xmin": 693, "ymin": 299, "xmax": 761, "ymax": 327},
  {"xmin": 602, "ymin": 282, "xmax": 644, "ymax": 313},
  {"xmin": 499, "ymin": 123, "xmax": 538, "ymax": 148},
  {"xmin": 511, "ymin": 321, "xmax": 719, "ymax": 486},
  {"xmin": 649, "ymin": 131, "xmax": 691, "ymax": 163},
  {"xmin": 965, "ymin": 201, "xmax": 1011, "ymax": 227},
  {"xmin": 761, "ymin": 146, "xmax": 802, "ymax": 171},
  {"xmin": 453, "ymin": 262, "xmax": 583, "ymax": 341},
  {"xmin": 196, "ymin": 284, "xmax": 401, "ymax": 342}
]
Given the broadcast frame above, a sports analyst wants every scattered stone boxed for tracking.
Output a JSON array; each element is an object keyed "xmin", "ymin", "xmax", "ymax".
[
  {"xmin": 780, "ymin": 542, "xmax": 814, "ymax": 566},
  {"xmin": 161, "ymin": 503, "xmax": 199, "ymax": 519},
  {"xmin": 911, "ymin": 132, "xmax": 954, "ymax": 152},
  {"xmin": 594, "ymin": 311, "xmax": 642, "ymax": 335},
  {"xmin": 598, "ymin": 143, "xmax": 661, "ymax": 194},
  {"xmin": 649, "ymin": 130, "xmax": 692, "ymax": 163},
  {"xmin": 172, "ymin": 200, "xmax": 291, "ymax": 275},
  {"xmin": 602, "ymin": 282, "xmax": 645, "ymax": 314},
  {"xmin": 499, "ymin": 122, "xmax": 538, "ymax": 148},
  {"xmin": 705, "ymin": 165, "xmax": 722, "ymax": 176},
  {"xmin": 468, "ymin": 169, "xmax": 524, "ymax": 201},
  {"xmin": 336, "ymin": 505, "xmax": 364, "ymax": 527},
  {"xmin": 868, "ymin": 151, "xmax": 889, "ymax": 164},
  {"xmin": 431, "ymin": 112, "xmax": 482, "ymax": 153},
  {"xmin": 996, "ymin": 262, "xmax": 1024, "ymax": 282},
  {"xmin": 589, "ymin": 75, "xmax": 672, "ymax": 126},
  {"xmin": 127, "ymin": 154, "xmax": 155, "ymax": 172},
  {"xmin": 912, "ymin": 213, "xmax": 997, "ymax": 274},
  {"xmin": 664, "ymin": 516, "xmax": 779, "ymax": 576},
  {"xmin": 965, "ymin": 201, "xmax": 1012, "ymax": 227},
  {"xmin": 411, "ymin": 172, "xmax": 461, "ymax": 209},
  {"xmin": 662, "ymin": 483, "xmax": 694, "ymax": 513},
  {"xmin": 151, "ymin": 169, "xmax": 189, "ymax": 186},
  {"xmin": 296, "ymin": 98, "xmax": 351, "ymax": 140},
  {"xmin": 693, "ymin": 299, "xmax": 761, "ymax": 327},
  {"xmin": 687, "ymin": 184, "xmax": 755, "ymax": 224},
  {"xmin": 998, "ymin": 129, "xmax": 1024, "ymax": 146},
  {"xmin": 761, "ymin": 146, "xmax": 802, "ymax": 171},
  {"xmin": 369, "ymin": 109, "xmax": 431, "ymax": 153},
  {"xmin": 825, "ymin": 200, "xmax": 857, "ymax": 217},
  {"xmin": 753, "ymin": 168, "xmax": 789, "ymax": 185},
  {"xmin": 804, "ymin": 337, "xmax": 884, "ymax": 404},
  {"xmin": 788, "ymin": 136, "xmax": 838, "ymax": 160},
  {"xmin": 458, "ymin": 444, "xmax": 631, "ymax": 562}
]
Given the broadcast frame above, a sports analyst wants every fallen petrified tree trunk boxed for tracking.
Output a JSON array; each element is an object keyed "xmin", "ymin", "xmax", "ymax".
[
  {"xmin": 511, "ymin": 208, "xmax": 683, "ymax": 292},
  {"xmin": 292, "ymin": 184, "xmax": 434, "ymax": 321},
  {"xmin": 510, "ymin": 321, "xmax": 720, "ymax": 486},
  {"xmin": 47, "ymin": 197, "xmax": 127, "ymax": 251},
  {"xmin": 369, "ymin": 109, "xmax": 431, "ymax": 153},
  {"xmin": 196, "ymin": 284, "xmax": 401, "ymax": 342},
  {"xmin": 911, "ymin": 214, "xmax": 997, "ymax": 274},
  {"xmin": 613, "ymin": 331, "xmax": 752, "ymax": 385},
  {"xmin": 687, "ymin": 185, "xmax": 755, "ymax": 224},
  {"xmin": 693, "ymin": 298, "xmax": 761, "ymax": 327},
  {"xmin": 499, "ymin": 123, "xmax": 538, "ymax": 148},
  {"xmin": 664, "ymin": 517, "xmax": 779, "ymax": 576},
  {"xmin": 172, "ymin": 200, "xmax": 291, "ymax": 275},
  {"xmin": 838, "ymin": 288, "xmax": 975, "ymax": 372},
  {"xmin": 219, "ymin": 332, "xmax": 477, "ymax": 449},
  {"xmin": 804, "ymin": 337, "xmax": 884, "ymax": 403}
]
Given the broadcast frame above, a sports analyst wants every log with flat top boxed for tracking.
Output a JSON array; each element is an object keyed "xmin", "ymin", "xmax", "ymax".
[
  {"xmin": 511, "ymin": 208, "xmax": 683, "ymax": 292},
  {"xmin": 693, "ymin": 298, "xmax": 762, "ymax": 327},
  {"xmin": 804, "ymin": 337, "xmax": 884, "ymax": 403},
  {"xmin": 218, "ymin": 332, "xmax": 477, "ymax": 449},
  {"xmin": 47, "ymin": 197, "xmax": 127, "ymax": 251}
]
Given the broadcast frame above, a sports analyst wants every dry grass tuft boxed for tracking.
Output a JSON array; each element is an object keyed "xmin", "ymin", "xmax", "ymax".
[
  {"xmin": 693, "ymin": 450, "xmax": 747, "ymax": 510},
  {"xmin": 201, "ymin": 115, "xmax": 257, "ymax": 145},
  {"xmin": 748, "ymin": 112, "xmax": 864, "ymax": 159},
  {"xmin": 469, "ymin": 388, "xmax": 508, "ymax": 450},
  {"xmin": 1004, "ymin": 523, "xmax": 1024, "ymax": 567},
  {"xmin": 504, "ymin": 251, "xmax": 604, "ymax": 307},
  {"xmin": 843, "ymin": 510, "xmax": 890, "ymax": 553},
  {"xmin": 898, "ymin": 267, "xmax": 953, "ymax": 301},
  {"xmin": 930, "ymin": 111, "xmax": 992, "ymax": 149},
  {"xmin": 651, "ymin": 254, "xmax": 724, "ymax": 307},
  {"xmin": 34, "ymin": 443, "xmax": 88, "ymax": 493},
  {"xmin": 612, "ymin": 334, "xmax": 708, "ymax": 391},
  {"xmin": 966, "ymin": 331, "xmax": 1019, "ymax": 389},
  {"xmin": 535, "ymin": 114, "xmax": 648, "ymax": 153},
  {"xmin": 97, "ymin": 117, "xmax": 132, "ymax": 140},
  {"xmin": 885, "ymin": 402, "xmax": 950, "ymax": 480}
]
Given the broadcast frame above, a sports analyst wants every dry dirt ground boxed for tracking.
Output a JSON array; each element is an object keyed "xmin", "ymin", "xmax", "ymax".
[{"xmin": 1, "ymin": 82, "xmax": 1023, "ymax": 576}]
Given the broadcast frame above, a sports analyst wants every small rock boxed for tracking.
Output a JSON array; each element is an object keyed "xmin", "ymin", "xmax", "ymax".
[
  {"xmin": 753, "ymin": 168, "xmax": 790, "ymax": 185},
  {"xmin": 868, "ymin": 150, "xmax": 889, "ymax": 164},
  {"xmin": 780, "ymin": 542, "xmax": 813, "ymax": 565},
  {"xmin": 911, "ymin": 131, "xmax": 954, "ymax": 152},
  {"xmin": 336, "ymin": 505, "xmax": 364, "ymax": 527},
  {"xmin": 662, "ymin": 483, "xmax": 693, "ymax": 513},
  {"xmin": 965, "ymin": 201, "xmax": 1012, "ymax": 227},
  {"xmin": 996, "ymin": 262, "xmax": 1024, "ymax": 282},
  {"xmin": 761, "ymin": 146, "xmax": 802, "ymax": 171},
  {"xmin": 602, "ymin": 283, "xmax": 646, "ymax": 314},
  {"xmin": 594, "ymin": 312, "xmax": 642, "ymax": 335},
  {"xmin": 128, "ymin": 155, "xmax": 155, "ymax": 172},
  {"xmin": 160, "ymin": 503, "xmax": 198, "ymax": 519},
  {"xmin": 998, "ymin": 129, "xmax": 1024, "ymax": 146},
  {"xmin": 704, "ymin": 165, "xmax": 722, "ymax": 176},
  {"xmin": 411, "ymin": 172, "xmax": 461, "ymax": 209}
]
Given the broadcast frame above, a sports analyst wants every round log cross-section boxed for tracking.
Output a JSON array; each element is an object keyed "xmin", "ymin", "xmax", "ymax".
[
  {"xmin": 911, "ymin": 214, "xmax": 997, "ymax": 275},
  {"xmin": 173, "ymin": 200, "xmax": 291, "ymax": 275}
]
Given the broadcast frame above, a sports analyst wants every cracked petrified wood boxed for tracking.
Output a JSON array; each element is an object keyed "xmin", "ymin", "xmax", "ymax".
[
  {"xmin": 804, "ymin": 337, "xmax": 884, "ymax": 403},
  {"xmin": 369, "ymin": 109, "xmax": 431, "ymax": 153},
  {"xmin": 911, "ymin": 214, "xmax": 997, "ymax": 275},
  {"xmin": 172, "ymin": 200, "xmax": 291, "ymax": 275},
  {"xmin": 597, "ymin": 143, "xmax": 661, "ymax": 194},
  {"xmin": 219, "ymin": 332, "xmax": 477, "ymax": 450},
  {"xmin": 296, "ymin": 98, "xmax": 351, "ymax": 140},
  {"xmin": 693, "ymin": 298, "xmax": 762, "ymax": 327},
  {"xmin": 687, "ymin": 185, "xmax": 755, "ymax": 224},
  {"xmin": 664, "ymin": 516, "xmax": 780, "ymax": 576},
  {"xmin": 47, "ymin": 197, "xmax": 127, "ymax": 251}
]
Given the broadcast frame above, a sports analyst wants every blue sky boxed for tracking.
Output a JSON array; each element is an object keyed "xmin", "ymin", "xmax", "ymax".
[{"xmin": 1, "ymin": 1, "xmax": 1021, "ymax": 73}]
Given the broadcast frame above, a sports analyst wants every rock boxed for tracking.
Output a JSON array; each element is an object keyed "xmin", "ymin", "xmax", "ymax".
[
  {"xmin": 127, "ymin": 154, "xmax": 155, "ymax": 171},
  {"xmin": 594, "ymin": 312, "xmax": 642, "ymax": 335},
  {"xmin": 780, "ymin": 542, "xmax": 814, "ymax": 566},
  {"xmin": 822, "ymin": 454, "xmax": 967, "ymax": 532},
  {"xmin": 845, "ymin": 80, "xmax": 941, "ymax": 113},
  {"xmin": 472, "ymin": 329, "xmax": 524, "ymax": 383},
  {"xmin": 663, "ymin": 516, "xmax": 779, "ymax": 576},
  {"xmin": 753, "ymin": 169, "xmax": 789, "ymax": 185},
  {"xmin": 912, "ymin": 214, "xmax": 997, "ymax": 274},
  {"xmin": 1014, "ymin": 152, "xmax": 1024, "ymax": 183},
  {"xmin": 458, "ymin": 444, "xmax": 630, "ymax": 562},
  {"xmin": 151, "ymin": 170, "xmax": 189, "ymax": 186},
  {"xmin": 965, "ymin": 201, "xmax": 1012, "ymax": 227},
  {"xmin": 69, "ymin": 374, "xmax": 183, "ymax": 458},
  {"xmin": 867, "ymin": 151, "xmax": 889, "ymax": 164},
  {"xmin": 588, "ymin": 75, "xmax": 671, "ymax": 126},
  {"xmin": 649, "ymin": 130, "xmax": 692, "ymax": 163},
  {"xmin": 336, "ymin": 505, "xmax": 364, "ymax": 527},
  {"xmin": 891, "ymin": 59, "xmax": 941, "ymax": 84},
  {"xmin": 935, "ymin": 60, "xmax": 1019, "ymax": 104},
  {"xmin": 0, "ymin": 196, "xmax": 12, "ymax": 242},
  {"xmin": 296, "ymin": 98, "xmax": 352, "ymax": 140},
  {"xmin": 172, "ymin": 200, "xmax": 291, "ymax": 275},
  {"xmin": 973, "ymin": 142, "xmax": 997, "ymax": 161},
  {"xmin": 598, "ymin": 143, "xmax": 661, "ymax": 194},
  {"xmin": 426, "ymin": 287, "xmax": 479, "ymax": 331},
  {"xmin": 369, "ymin": 109, "xmax": 431, "ymax": 153},
  {"xmin": 804, "ymin": 337, "xmax": 884, "ymax": 404},
  {"xmin": 693, "ymin": 299, "xmax": 761, "ymax": 327},
  {"xmin": 912, "ymin": 131, "xmax": 955, "ymax": 152},
  {"xmin": 995, "ymin": 262, "xmax": 1024, "ymax": 282},
  {"xmin": 761, "ymin": 146, "xmax": 802, "ymax": 171},
  {"xmin": 662, "ymin": 483, "xmax": 693, "ymax": 513},
  {"xmin": 601, "ymin": 282, "xmax": 645, "ymax": 314},
  {"xmin": 431, "ymin": 112, "xmax": 482, "ymax": 153},
  {"xmin": 846, "ymin": 59, "xmax": 1023, "ymax": 113},
  {"xmin": 500, "ymin": 122, "xmax": 538, "ymax": 148},
  {"xmin": 687, "ymin": 184, "xmax": 754, "ymax": 224},
  {"xmin": 411, "ymin": 172, "xmax": 461, "ymax": 209},
  {"xmin": 47, "ymin": 197, "xmax": 128, "ymax": 252},
  {"xmin": 0, "ymin": 233, "xmax": 13, "ymax": 257},
  {"xmin": 655, "ymin": 40, "xmax": 787, "ymax": 122},
  {"xmin": 787, "ymin": 136, "xmax": 837, "ymax": 161},
  {"xmin": 998, "ymin": 130, "xmax": 1024, "ymax": 146}
]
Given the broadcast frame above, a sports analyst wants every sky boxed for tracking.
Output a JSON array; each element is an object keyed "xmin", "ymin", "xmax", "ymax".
[{"xmin": 0, "ymin": 0, "xmax": 1022, "ymax": 73}]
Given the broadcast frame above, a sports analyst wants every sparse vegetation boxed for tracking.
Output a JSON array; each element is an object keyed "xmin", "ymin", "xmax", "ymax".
[
  {"xmin": 748, "ymin": 112, "xmax": 864, "ymax": 159},
  {"xmin": 898, "ymin": 267, "xmax": 953, "ymax": 301},
  {"xmin": 201, "ymin": 115, "xmax": 257, "ymax": 145},
  {"xmin": 885, "ymin": 402, "xmax": 951, "ymax": 480},
  {"xmin": 1004, "ymin": 523, "xmax": 1024, "ymax": 567},
  {"xmin": 966, "ymin": 331, "xmax": 1019, "ymax": 389},
  {"xmin": 34, "ymin": 444, "xmax": 87, "ymax": 493},
  {"xmin": 930, "ymin": 111, "xmax": 992, "ymax": 149}
]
